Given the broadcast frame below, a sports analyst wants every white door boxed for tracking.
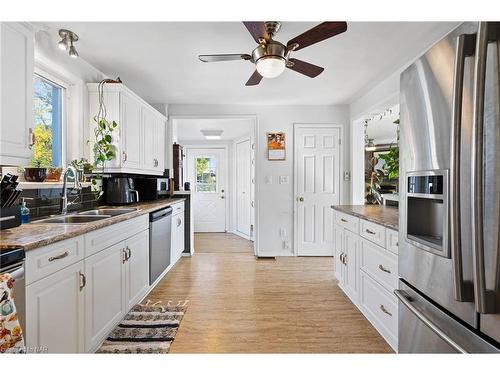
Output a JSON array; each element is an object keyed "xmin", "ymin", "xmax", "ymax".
[
  {"xmin": 295, "ymin": 125, "xmax": 341, "ymax": 256},
  {"xmin": 236, "ymin": 139, "xmax": 251, "ymax": 237},
  {"xmin": 125, "ymin": 230, "xmax": 149, "ymax": 310},
  {"xmin": 187, "ymin": 148, "xmax": 227, "ymax": 232},
  {"xmin": 25, "ymin": 261, "xmax": 85, "ymax": 353},
  {"xmin": 84, "ymin": 242, "xmax": 126, "ymax": 352}
]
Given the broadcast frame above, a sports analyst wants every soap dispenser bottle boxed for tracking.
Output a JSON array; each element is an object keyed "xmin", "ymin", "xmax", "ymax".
[{"xmin": 20, "ymin": 198, "xmax": 30, "ymax": 224}]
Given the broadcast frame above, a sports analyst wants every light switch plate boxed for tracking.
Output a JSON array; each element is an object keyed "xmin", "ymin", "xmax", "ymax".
[{"xmin": 344, "ymin": 171, "xmax": 351, "ymax": 181}]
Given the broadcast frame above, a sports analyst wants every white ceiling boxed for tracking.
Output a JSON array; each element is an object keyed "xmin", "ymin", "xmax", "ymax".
[
  {"xmin": 42, "ymin": 22, "xmax": 458, "ymax": 105},
  {"xmin": 176, "ymin": 118, "xmax": 253, "ymax": 141}
]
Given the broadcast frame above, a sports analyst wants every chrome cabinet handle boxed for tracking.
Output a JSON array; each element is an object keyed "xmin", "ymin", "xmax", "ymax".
[
  {"xmin": 28, "ymin": 128, "xmax": 35, "ymax": 149},
  {"xmin": 126, "ymin": 246, "xmax": 131, "ymax": 260},
  {"xmin": 340, "ymin": 218, "xmax": 347, "ymax": 223},
  {"xmin": 79, "ymin": 271, "xmax": 86, "ymax": 291},
  {"xmin": 123, "ymin": 151, "xmax": 128, "ymax": 162},
  {"xmin": 177, "ymin": 218, "xmax": 182, "ymax": 227},
  {"xmin": 378, "ymin": 264, "xmax": 391, "ymax": 274},
  {"xmin": 365, "ymin": 229, "xmax": 376, "ymax": 235},
  {"xmin": 379, "ymin": 304, "xmax": 392, "ymax": 317},
  {"xmin": 48, "ymin": 251, "xmax": 69, "ymax": 262},
  {"xmin": 122, "ymin": 248, "xmax": 127, "ymax": 264},
  {"xmin": 450, "ymin": 33, "xmax": 476, "ymax": 303},
  {"xmin": 471, "ymin": 22, "xmax": 496, "ymax": 314},
  {"xmin": 342, "ymin": 253, "xmax": 347, "ymax": 265}
]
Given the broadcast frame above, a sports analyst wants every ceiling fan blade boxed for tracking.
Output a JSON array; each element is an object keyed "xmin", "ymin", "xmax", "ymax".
[
  {"xmin": 199, "ymin": 54, "xmax": 252, "ymax": 63},
  {"xmin": 243, "ymin": 22, "xmax": 270, "ymax": 43},
  {"xmin": 245, "ymin": 70, "xmax": 263, "ymax": 86},
  {"xmin": 287, "ymin": 22, "xmax": 347, "ymax": 51},
  {"xmin": 287, "ymin": 58, "xmax": 324, "ymax": 78}
]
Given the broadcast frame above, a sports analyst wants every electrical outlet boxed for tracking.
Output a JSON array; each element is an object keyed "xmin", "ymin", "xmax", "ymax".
[
  {"xmin": 279, "ymin": 175, "xmax": 289, "ymax": 184},
  {"xmin": 279, "ymin": 228, "xmax": 286, "ymax": 238},
  {"xmin": 283, "ymin": 240, "xmax": 290, "ymax": 249}
]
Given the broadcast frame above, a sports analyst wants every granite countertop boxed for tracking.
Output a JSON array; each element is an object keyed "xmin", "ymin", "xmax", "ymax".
[
  {"xmin": 0, "ymin": 198, "xmax": 185, "ymax": 251},
  {"xmin": 331, "ymin": 205, "xmax": 399, "ymax": 231}
]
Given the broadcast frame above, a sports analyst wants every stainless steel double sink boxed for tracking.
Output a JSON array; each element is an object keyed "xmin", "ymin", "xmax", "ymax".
[{"xmin": 34, "ymin": 208, "xmax": 138, "ymax": 224}]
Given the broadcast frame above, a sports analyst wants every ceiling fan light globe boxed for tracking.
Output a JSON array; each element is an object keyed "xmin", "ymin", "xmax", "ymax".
[
  {"xmin": 69, "ymin": 45, "xmax": 79, "ymax": 59},
  {"xmin": 256, "ymin": 56, "xmax": 286, "ymax": 78},
  {"xmin": 58, "ymin": 38, "xmax": 69, "ymax": 50}
]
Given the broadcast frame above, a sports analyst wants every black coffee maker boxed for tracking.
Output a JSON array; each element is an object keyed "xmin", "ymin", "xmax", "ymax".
[{"xmin": 103, "ymin": 177, "xmax": 139, "ymax": 204}]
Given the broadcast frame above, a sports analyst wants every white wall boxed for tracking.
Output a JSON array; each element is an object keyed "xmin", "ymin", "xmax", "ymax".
[
  {"xmin": 34, "ymin": 28, "xmax": 108, "ymax": 164},
  {"xmin": 169, "ymin": 104, "xmax": 350, "ymax": 256}
]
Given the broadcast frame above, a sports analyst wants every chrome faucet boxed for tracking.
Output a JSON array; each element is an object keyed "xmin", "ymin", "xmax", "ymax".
[{"xmin": 60, "ymin": 166, "xmax": 81, "ymax": 215}]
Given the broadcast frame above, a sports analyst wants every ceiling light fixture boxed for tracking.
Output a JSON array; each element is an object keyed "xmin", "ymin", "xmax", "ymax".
[
  {"xmin": 58, "ymin": 29, "xmax": 79, "ymax": 58},
  {"xmin": 201, "ymin": 129, "xmax": 223, "ymax": 140},
  {"xmin": 256, "ymin": 56, "xmax": 286, "ymax": 78}
]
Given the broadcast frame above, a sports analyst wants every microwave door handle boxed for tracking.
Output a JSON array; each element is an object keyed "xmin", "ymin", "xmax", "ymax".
[
  {"xmin": 450, "ymin": 33, "xmax": 475, "ymax": 303},
  {"xmin": 471, "ymin": 22, "xmax": 497, "ymax": 314}
]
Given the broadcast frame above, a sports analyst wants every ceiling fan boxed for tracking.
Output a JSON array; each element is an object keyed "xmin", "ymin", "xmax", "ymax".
[{"xmin": 199, "ymin": 21, "xmax": 347, "ymax": 86}]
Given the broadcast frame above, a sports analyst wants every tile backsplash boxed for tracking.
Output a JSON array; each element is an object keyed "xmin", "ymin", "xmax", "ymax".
[{"xmin": 21, "ymin": 186, "xmax": 100, "ymax": 219}]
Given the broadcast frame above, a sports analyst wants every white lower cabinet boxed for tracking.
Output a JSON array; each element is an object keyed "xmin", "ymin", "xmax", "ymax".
[
  {"xmin": 171, "ymin": 202, "xmax": 185, "ymax": 265},
  {"xmin": 25, "ymin": 218, "xmax": 151, "ymax": 353},
  {"xmin": 84, "ymin": 242, "xmax": 126, "ymax": 352},
  {"xmin": 125, "ymin": 229, "xmax": 150, "ymax": 311},
  {"xmin": 333, "ymin": 209, "xmax": 399, "ymax": 351},
  {"xmin": 26, "ymin": 261, "xmax": 85, "ymax": 353}
]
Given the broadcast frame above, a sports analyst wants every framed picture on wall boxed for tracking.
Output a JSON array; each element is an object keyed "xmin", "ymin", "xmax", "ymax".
[{"xmin": 267, "ymin": 132, "xmax": 286, "ymax": 160}]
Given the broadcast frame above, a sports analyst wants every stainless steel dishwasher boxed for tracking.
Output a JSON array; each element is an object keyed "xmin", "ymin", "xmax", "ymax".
[{"xmin": 149, "ymin": 206, "xmax": 173, "ymax": 285}]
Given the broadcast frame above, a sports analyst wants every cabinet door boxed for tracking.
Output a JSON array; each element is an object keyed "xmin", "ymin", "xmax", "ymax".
[
  {"xmin": 26, "ymin": 261, "xmax": 85, "ymax": 353},
  {"xmin": 343, "ymin": 229, "xmax": 359, "ymax": 302},
  {"xmin": 120, "ymin": 92, "xmax": 142, "ymax": 169},
  {"xmin": 142, "ymin": 107, "xmax": 156, "ymax": 171},
  {"xmin": 154, "ymin": 116, "xmax": 165, "ymax": 171},
  {"xmin": 333, "ymin": 224, "xmax": 344, "ymax": 284},
  {"xmin": 84, "ymin": 242, "xmax": 126, "ymax": 352},
  {"xmin": 171, "ymin": 213, "xmax": 184, "ymax": 264},
  {"xmin": 125, "ymin": 230, "xmax": 150, "ymax": 310},
  {"xmin": 0, "ymin": 22, "xmax": 34, "ymax": 165}
]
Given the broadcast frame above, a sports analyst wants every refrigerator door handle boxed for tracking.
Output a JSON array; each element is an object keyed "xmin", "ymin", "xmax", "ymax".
[
  {"xmin": 395, "ymin": 289, "xmax": 468, "ymax": 353},
  {"xmin": 471, "ymin": 22, "xmax": 497, "ymax": 314},
  {"xmin": 450, "ymin": 33, "xmax": 475, "ymax": 303}
]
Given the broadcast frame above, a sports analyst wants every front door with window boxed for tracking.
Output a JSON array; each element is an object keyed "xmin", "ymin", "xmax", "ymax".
[{"xmin": 186, "ymin": 148, "xmax": 227, "ymax": 232}]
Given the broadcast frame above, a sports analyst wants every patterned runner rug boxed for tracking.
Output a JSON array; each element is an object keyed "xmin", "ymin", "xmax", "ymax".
[{"xmin": 97, "ymin": 300, "xmax": 188, "ymax": 354}]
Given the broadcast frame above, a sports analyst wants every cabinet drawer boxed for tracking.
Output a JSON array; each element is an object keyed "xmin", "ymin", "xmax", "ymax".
[
  {"xmin": 386, "ymin": 229, "xmax": 399, "ymax": 254},
  {"xmin": 359, "ymin": 219, "xmax": 386, "ymax": 248},
  {"xmin": 85, "ymin": 215, "xmax": 148, "ymax": 257},
  {"xmin": 25, "ymin": 236, "xmax": 84, "ymax": 285},
  {"xmin": 334, "ymin": 211, "xmax": 359, "ymax": 233},
  {"xmin": 359, "ymin": 271, "xmax": 398, "ymax": 349},
  {"xmin": 170, "ymin": 201, "xmax": 185, "ymax": 214},
  {"xmin": 360, "ymin": 239, "xmax": 398, "ymax": 292}
]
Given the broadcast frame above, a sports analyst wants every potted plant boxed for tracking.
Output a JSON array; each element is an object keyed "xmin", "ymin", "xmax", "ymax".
[
  {"xmin": 24, "ymin": 161, "xmax": 47, "ymax": 182},
  {"xmin": 46, "ymin": 167, "xmax": 63, "ymax": 182}
]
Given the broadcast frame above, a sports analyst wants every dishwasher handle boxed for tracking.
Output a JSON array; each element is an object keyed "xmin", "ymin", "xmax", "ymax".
[{"xmin": 150, "ymin": 207, "xmax": 173, "ymax": 222}]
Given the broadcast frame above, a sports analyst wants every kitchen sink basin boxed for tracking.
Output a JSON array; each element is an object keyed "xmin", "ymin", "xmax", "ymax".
[
  {"xmin": 77, "ymin": 208, "xmax": 138, "ymax": 216},
  {"xmin": 34, "ymin": 215, "xmax": 111, "ymax": 224}
]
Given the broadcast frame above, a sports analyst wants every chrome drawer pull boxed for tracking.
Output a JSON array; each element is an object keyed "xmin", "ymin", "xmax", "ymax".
[
  {"xmin": 378, "ymin": 264, "xmax": 391, "ymax": 274},
  {"xmin": 48, "ymin": 251, "xmax": 69, "ymax": 262},
  {"xmin": 340, "ymin": 218, "xmax": 348, "ymax": 223},
  {"xmin": 365, "ymin": 229, "xmax": 376, "ymax": 235},
  {"xmin": 380, "ymin": 304, "xmax": 392, "ymax": 316}
]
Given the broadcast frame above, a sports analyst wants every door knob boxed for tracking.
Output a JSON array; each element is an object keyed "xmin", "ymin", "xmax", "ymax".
[{"xmin": 298, "ymin": 197, "xmax": 304, "ymax": 202}]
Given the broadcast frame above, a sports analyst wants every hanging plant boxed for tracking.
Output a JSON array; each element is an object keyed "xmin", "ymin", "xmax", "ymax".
[{"xmin": 88, "ymin": 77, "xmax": 122, "ymax": 196}]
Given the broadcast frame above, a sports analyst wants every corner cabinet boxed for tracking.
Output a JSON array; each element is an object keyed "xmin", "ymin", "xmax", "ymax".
[
  {"xmin": 0, "ymin": 22, "xmax": 34, "ymax": 165},
  {"xmin": 333, "ymin": 209, "xmax": 399, "ymax": 351},
  {"xmin": 87, "ymin": 83, "xmax": 166, "ymax": 175}
]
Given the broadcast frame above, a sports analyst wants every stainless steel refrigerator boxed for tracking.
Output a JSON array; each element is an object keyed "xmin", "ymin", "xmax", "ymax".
[{"xmin": 397, "ymin": 22, "xmax": 500, "ymax": 353}]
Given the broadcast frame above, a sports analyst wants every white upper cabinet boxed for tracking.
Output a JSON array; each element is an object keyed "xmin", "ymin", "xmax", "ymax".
[
  {"xmin": 87, "ymin": 83, "xmax": 166, "ymax": 175},
  {"xmin": 0, "ymin": 22, "xmax": 34, "ymax": 165}
]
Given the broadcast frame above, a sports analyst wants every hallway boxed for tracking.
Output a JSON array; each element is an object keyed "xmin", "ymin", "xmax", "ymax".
[{"xmin": 146, "ymin": 233, "xmax": 392, "ymax": 353}]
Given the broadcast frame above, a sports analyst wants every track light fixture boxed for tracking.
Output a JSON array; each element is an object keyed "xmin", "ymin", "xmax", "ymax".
[{"xmin": 58, "ymin": 29, "xmax": 79, "ymax": 58}]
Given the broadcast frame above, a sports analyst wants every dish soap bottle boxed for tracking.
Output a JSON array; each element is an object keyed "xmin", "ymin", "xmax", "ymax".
[{"xmin": 20, "ymin": 198, "xmax": 30, "ymax": 224}]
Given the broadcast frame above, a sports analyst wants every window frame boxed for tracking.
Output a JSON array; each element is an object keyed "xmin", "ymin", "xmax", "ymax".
[
  {"xmin": 33, "ymin": 66, "xmax": 69, "ymax": 167},
  {"xmin": 195, "ymin": 154, "xmax": 218, "ymax": 193}
]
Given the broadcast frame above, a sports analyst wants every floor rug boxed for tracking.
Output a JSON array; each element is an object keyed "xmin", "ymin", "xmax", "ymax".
[{"xmin": 97, "ymin": 300, "xmax": 188, "ymax": 354}]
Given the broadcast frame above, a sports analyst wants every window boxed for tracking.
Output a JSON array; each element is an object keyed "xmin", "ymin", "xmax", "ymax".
[
  {"xmin": 32, "ymin": 74, "xmax": 64, "ymax": 167},
  {"xmin": 196, "ymin": 156, "xmax": 217, "ymax": 192}
]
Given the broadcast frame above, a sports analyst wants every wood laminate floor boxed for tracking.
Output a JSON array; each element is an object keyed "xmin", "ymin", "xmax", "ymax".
[{"xmin": 146, "ymin": 232, "xmax": 392, "ymax": 353}]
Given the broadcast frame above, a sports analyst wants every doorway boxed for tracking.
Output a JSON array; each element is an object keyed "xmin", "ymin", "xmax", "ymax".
[
  {"xmin": 294, "ymin": 123, "xmax": 342, "ymax": 256},
  {"xmin": 186, "ymin": 147, "xmax": 228, "ymax": 232}
]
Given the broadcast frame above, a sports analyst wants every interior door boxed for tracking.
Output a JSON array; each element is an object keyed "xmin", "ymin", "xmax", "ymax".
[
  {"xmin": 236, "ymin": 139, "xmax": 251, "ymax": 237},
  {"xmin": 295, "ymin": 125, "xmax": 341, "ymax": 256},
  {"xmin": 187, "ymin": 147, "xmax": 227, "ymax": 232}
]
